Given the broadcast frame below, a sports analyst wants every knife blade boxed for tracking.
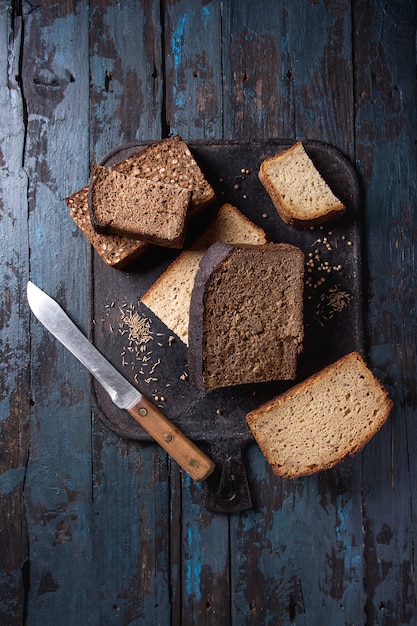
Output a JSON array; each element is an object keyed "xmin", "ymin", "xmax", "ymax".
[{"xmin": 27, "ymin": 281, "xmax": 215, "ymax": 481}]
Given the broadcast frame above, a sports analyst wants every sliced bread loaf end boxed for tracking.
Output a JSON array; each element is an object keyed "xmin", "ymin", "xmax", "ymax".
[
  {"xmin": 188, "ymin": 242, "xmax": 304, "ymax": 390},
  {"xmin": 247, "ymin": 352, "xmax": 392, "ymax": 478},
  {"xmin": 259, "ymin": 141, "xmax": 346, "ymax": 228}
]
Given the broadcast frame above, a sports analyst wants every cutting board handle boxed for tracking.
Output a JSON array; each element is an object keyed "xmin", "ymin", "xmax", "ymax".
[{"xmin": 203, "ymin": 442, "xmax": 252, "ymax": 513}]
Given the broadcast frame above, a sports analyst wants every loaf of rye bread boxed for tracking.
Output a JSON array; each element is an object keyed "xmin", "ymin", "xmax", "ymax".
[
  {"xmin": 259, "ymin": 141, "xmax": 346, "ymax": 227},
  {"xmin": 66, "ymin": 186, "xmax": 149, "ymax": 269},
  {"xmin": 188, "ymin": 242, "xmax": 304, "ymax": 390},
  {"xmin": 140, "ymin": 203, "xmax": 269, "ymax": 344},
  {"xmin": 89, "ymin": 164, "xmax": 192, "ymax": 248},
  {"xmin": 246, "ymin": 351, "xmax": 392, "ymax": 479}
]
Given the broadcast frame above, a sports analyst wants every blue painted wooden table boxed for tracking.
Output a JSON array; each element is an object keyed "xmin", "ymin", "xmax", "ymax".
[{"xmin": 1, "ymin": 1, "xmax": 416, "ymax": 624}]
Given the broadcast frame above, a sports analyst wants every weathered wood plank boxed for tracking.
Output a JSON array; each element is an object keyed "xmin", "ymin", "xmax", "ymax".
[
  {"xmin": 164, "ymin": 0, "xmax": 223, "ymax": 140},
  {"xmin": 354, "ymin": 1, "xmax": 417, "ymax": 622},
  {"xmin": 92, "ymin": 431, "xmax": 171, "ymax": 625},
  {"xmin": 21, "ymin": 3, "xmax": 96, "ymax": 624},
  {"xmin": 88, "ymin": 2, "xmax": 173, "ymax": 624},
  {"xmin": 89, "ymin": 0, "xmax": 163, "ymax": 159},
  {"xmin": 222, "ymin": 0, "xmax": 354, "ymax": 152},
  {"xmin": 0, "ymin": 4, "xmax": 30, "ymax": 625},
  {"xmin": 162, "ymin": 3, "xmax": 234, "ymax": 624}
]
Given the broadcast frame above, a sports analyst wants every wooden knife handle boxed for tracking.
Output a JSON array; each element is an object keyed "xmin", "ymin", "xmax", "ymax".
[{"xmin": 127, "ymin": 396, "xmax": 215, "ymax": 482}]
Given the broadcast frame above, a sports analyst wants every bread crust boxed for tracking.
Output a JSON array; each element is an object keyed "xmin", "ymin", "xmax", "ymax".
[
  {"xmin": 259, "ymin": 142, "xmax": 346, "ymax": 228},
  {"xmin": 247, "ymin": 351, "xmax": 393, "ymax": 478}
]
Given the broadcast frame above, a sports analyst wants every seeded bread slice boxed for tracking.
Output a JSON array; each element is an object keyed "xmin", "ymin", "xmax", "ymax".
[
  {"xmin": 66, "ymin": 186, "xmax": 149, "ymax": 269},
  {"xmin": 247, "ymin": 351, "xmax": 392, "ymax": 479},
  {"xmin": 141, "ymin": 204, "xmax": 268, "ymax": 345},
  {"xmin": 111, "ymin": 135, "xmax": 215, "ymax": 216},
  {"xmin": 259, "ymin": 141, "xmax": 346, "ymax": 227},
  {"xmin": 188, "ymin": 242, "xmax": 304, "ymax": 390},
  {"xmin": 89, "ymin": 165, "xmax": 192, "ymax": 248}
]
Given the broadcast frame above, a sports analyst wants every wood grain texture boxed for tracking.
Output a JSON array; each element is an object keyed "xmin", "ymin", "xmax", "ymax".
[
  {"xmin": 354, "ymin": 1, "xmax": 417, "ymax": 623},
  {"xmin": 0, "ymin": 0, "xmax": 416, "ymax": 624},
  {"xmin": 0, "ymin": 5, "xmax": 30, "ymax": 625},
  {"xmin": 21, "ymin": 2, "xmax": 94, "ymax": 623}
]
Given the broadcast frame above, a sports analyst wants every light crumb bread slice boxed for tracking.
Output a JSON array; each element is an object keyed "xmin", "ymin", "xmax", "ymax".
[
  {"xmin": 89, "ymin": 165, "xmax": 192, "ymax": 248},
  {"xmin": 66, "ymin": 186, "xmax": 149, "ymax": 268},
  {"xmin": 188, "ymin": 242, "xmax": 304, "ymax": 391},
  {"xmin": 259, "ymin": 141, "xmax": 346, "ymax": 228},
  {"xmin": 113, "ymin": 135, "xmax": 215, "ymax": 216},
  {"xmin": 247, "ymin": 352, "xmax": 392, "ymax": 479},
  {"xmin": 141, "ymin": 203, "xmax": 268, "ymax": 345}
]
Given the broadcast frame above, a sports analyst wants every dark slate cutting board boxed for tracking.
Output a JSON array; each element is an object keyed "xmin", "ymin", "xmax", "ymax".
[{"xmin": 88, "ymin": 139, "xmax": 362, "ymax": 512}]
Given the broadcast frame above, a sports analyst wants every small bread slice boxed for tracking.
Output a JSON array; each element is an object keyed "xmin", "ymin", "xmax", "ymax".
[
  {"xmin": 66, "ymin": 186, "xmax": 149, "ymax": 269},
  {"xmin": 89, "ymin": 165, "xmax": 192, "ymax": 248},
  {"xmin": 259, "ymin": 141, "xmax": 346, "ymax": 227},
  {"xmin": 141, "ymin": 204, "xmax": 268, "ymax": 345},
  {"xmin": 112, "ymin": 135, "xmax": 216, "ymax": 216},
  {"xmin": 188, "ymin": 242, "xmax": 304, "ymax": 390},
  {"xmin": 247, "ymin": 352, "xmax": 392, "ymax": 479}
]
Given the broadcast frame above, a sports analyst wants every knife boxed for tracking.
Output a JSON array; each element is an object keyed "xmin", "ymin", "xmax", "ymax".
[{"xmin": 27, "ymin": 281, "xmax": 215, "ymax": 482}]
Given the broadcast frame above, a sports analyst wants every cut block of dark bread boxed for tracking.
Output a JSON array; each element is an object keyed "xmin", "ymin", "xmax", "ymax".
[
  {"xmin": 188, "ymin": 242, "xmax": 304, "ymax": 390},
  {"xmin": 110, "ymin": 135, "xmax": 215, "ymax": 216},
  {"xmin": 259, "ymin": 141, "xmax": 346, "ymax": 227},
  {"xmin": 140, "ymin": 204, "xmax": 269, "ymax": 345},
  {"xmin": 89, "ymin": 165, "xmax": 192, "ymax": 248},
  {"xmin": 247, "ymin": 351, "xmax": 393, "ymax": 479},
  {"xmin": 66, "ymin": 186, "xmax": 149, "ymax": 268}
]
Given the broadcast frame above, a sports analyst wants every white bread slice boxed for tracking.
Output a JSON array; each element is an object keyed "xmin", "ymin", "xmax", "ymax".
[
  {"xmin": 141, "ymin": 203, "xmax": 268, "ymax": 344},
  {"xmin": 247, "ymin": 352, "xmax": 392, "ymax": 479},
  {"xmin": 259, "ymin": 142, "xmax": 346, "ymax": 228}
]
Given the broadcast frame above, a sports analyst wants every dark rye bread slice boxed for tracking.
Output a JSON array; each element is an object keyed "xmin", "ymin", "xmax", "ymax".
[
  {"xmin": 112, "ymin": 135, "xmax": 215, "ymax": 216},
  {"xmin": 89, "ymin": 165, "xmax": 192, "ymax": 248},
  {"xmin": 246, "ymin": 352, "xmax": 393, "ymax": 479},
  {"xmin": 188, "ymin": 242, "xmax": 304, "ymax": 390},
  {"xmin": 66, "ymin": 186, "xmax": 149, "ymax": 268}
]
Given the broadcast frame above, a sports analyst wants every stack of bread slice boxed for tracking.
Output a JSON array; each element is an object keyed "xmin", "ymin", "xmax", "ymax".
[{"xmin": 66, "ymin": 135, "xmax": 216, "ymax": 264}]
